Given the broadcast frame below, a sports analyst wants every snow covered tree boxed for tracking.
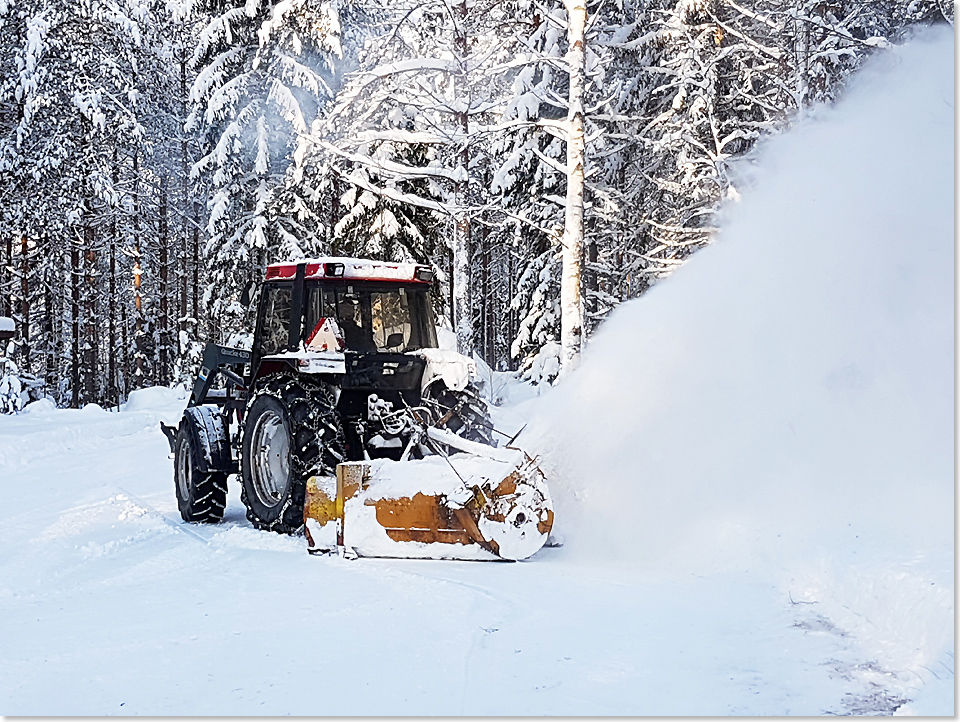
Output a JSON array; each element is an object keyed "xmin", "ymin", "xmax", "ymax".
[
  {"xmin": 298, "ymin": 0, "xmax": 553, "ymax": 355},
  {"xmin": 0, "ymin": 0, "xmax": 183, "ymax": 405},
  {"xmin": 0, "ymin": 316, "xmax": 23, "ymax": 413},
  {"xmin": 482, "ymin": 1, "xmax": 567, "ymax": 376},
  {"xmin": 510, "ymin": 248, "xmax": 561, "ymax": 383},
  {"xmin": 0, "ymin": 354, "xmax": 24, "ymax": 413},
  {"xmin": 188, "ymin": 0, "xmax": 343, "ymax": 341}
]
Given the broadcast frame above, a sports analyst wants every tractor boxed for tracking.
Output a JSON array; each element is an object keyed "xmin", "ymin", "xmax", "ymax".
[{"xmin": 164, "ymin": 258, "xmax": 553, "ymax": 561}]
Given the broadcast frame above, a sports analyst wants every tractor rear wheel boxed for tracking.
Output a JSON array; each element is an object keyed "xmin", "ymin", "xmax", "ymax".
[
  {"xmin": 423, "ymin": 382, "xmax": 494, "ymax": 446},
  {"xmin": 240, "ymin": 375, "xmax": 344, "ymax": 534},
  {"xmin": 174, "ymin": 406, "xmax": 229, "ymax": 523}
]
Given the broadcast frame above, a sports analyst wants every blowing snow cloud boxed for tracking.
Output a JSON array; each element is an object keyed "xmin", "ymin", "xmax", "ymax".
[{"xmin": 533, "ymin": 24, "xmax": 954, "ymax": 572}]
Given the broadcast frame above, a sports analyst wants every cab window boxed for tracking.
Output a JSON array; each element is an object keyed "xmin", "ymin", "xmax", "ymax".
[
  {"xmin": 371, "ymin": 290, "xmax": 411, "ymax": 351},
  {"xmin": 300, "ymin": 282, "xmax": 438, "ymax": 353},
  {"xmin": 304, "ymin": 284, "xmax": 337, "ymax": 341},
  {"xmin": 258, "ymin": 283, "xmax": 292, "ymax": 356}
]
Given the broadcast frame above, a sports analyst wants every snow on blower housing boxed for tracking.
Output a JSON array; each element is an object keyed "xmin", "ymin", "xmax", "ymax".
[{"xmin": 161, "ymin": 258, "xmax": 554, "ymax": 561}]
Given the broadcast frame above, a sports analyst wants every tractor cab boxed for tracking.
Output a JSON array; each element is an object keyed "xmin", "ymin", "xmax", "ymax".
[{"xmin": 253, "ymin": 258, "xmax": 438, "ymax": 370}]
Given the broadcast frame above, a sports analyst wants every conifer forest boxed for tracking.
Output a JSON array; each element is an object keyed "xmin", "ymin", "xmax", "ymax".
[{"xmin": 0, "ymin": 0, "xmax": 952, "ymax": 408}]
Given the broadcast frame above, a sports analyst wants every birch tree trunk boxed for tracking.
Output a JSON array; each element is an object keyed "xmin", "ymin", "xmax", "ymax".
[
  {"xmin": 192, "ymin": 200, "xmax": 199, "ymax": 331},
  {"xmin": 452, "ymin": 212, "xmax": 473, "ymax": 355},
  {"xmin": 559, "ymin": 0, "xmax": 586, "ymax": 378},
  {"xmin": 452, "ymin": 3, "xmax": 474, "ymax": 357}
]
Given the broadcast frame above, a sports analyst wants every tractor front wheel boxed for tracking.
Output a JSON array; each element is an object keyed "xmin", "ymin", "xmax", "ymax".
[{"xmin": 174, "ymin": 406, "xmax": 229, "ymax": 523}]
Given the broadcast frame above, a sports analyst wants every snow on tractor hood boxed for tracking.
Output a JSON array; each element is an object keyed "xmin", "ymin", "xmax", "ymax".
[{"xmin": 410, "ymin": 348, "xmax": 477, "ymax": 393}]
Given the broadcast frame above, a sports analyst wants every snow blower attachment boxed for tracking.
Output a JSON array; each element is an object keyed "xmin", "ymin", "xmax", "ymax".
[
  {"xmin": 166, "ymin": 257, "xmax": 554, "ymax": 561},
  {"xmin": 304, "ymin": 416, "xmax": 554, "ymax": 561}
]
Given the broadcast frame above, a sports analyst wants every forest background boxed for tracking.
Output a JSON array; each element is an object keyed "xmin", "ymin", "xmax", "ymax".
[{"xmin": 0, "ymin": 0, "xmax": 952, "ymax": 409}]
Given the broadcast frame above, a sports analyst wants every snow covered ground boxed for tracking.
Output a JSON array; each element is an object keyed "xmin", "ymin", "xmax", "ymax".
[{"xmin": 0, "ymin": 26, "xmax": 953, "ymax": 716}]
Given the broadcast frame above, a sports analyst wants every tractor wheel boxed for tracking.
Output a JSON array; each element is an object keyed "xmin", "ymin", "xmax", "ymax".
[
  {"xmin": 240, "ymin": 374, "xmax": 345, "ymax": 534},
  {"xmin": 423, "ymin": 381, "xmax": 495, "ymax": 446},
  {"xmin": 174, "ymin": 406, "xmax": 229, "ymax": 523}
]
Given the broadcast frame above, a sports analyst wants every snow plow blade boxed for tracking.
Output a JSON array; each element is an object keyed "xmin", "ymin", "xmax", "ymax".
[{"xmin": 304, "ymin": 450, "xmax": 554, "ymax": 561}]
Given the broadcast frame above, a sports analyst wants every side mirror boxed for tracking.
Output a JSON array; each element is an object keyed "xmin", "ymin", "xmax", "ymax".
[
  {"xmin": 0, "ymin": 317, "xmax": 14, "ymax": 341},
  {"xmin": 385, "ymin": 332, "xmax": 404, "ymax": 349}
]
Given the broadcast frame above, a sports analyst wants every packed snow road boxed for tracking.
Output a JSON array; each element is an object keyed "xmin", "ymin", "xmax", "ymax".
[{"xmin": 0, "ymin": 390, "xmax": 949, "ymax": 715}]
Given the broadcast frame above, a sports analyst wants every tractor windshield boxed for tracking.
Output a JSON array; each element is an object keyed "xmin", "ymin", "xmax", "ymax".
[{"xmin": 305, "ymin": 283, "xmax": 437, "ymax": 353}]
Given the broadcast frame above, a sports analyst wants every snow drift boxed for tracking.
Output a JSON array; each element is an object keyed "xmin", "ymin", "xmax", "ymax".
[{"xmin": 530, "ymin": 24, "xmax": 953, "ymax": 709}]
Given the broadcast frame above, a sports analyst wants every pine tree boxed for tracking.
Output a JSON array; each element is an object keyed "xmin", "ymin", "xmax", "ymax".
[
  {"xmin": 0, "ymin": 0, "xmax": 175, "ymax": 405},
  {"xmin": 487, "ymin": 1, "xmax": 567, "ymax": 376},
  {"xmin": 299, "ymin": 0, "xmax": 551, "ymax": 355},
  {"xmin": 188, "ymin": 0, "xmax": 343, "ymax": 341}
]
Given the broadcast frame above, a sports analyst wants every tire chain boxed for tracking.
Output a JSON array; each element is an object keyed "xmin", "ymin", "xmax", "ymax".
[
  {"xmin": 240, "ymin": 374, "xmax": 346, "ymax": 534},
  {"xmin": 423, "ymin": 383, "xmax": 495, "ymax": 446}
]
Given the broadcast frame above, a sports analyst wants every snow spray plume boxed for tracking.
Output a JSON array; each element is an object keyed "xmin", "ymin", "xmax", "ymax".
[{"xmin": 527, "ymin": 25, "xmax": 954, "ymax": 574}]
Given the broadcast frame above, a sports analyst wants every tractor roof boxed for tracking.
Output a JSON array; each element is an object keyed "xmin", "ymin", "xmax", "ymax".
[{"xmin": 265, "ymin": 257, "xmax": 434, "ymax": 284}]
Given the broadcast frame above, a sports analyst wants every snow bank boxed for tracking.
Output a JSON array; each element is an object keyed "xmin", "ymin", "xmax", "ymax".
[
  {"xmin": 530, "ymin": 24, "xmax": 953, "ymax": 707},
  {"xmin": 364, "ymin": 454, "xmax": 516, "ymax": 497},
  {"xmin": 20, "ymin": 397, "xmax": 57, "ymax": 415},
  {"xmin": 120, "ymin": 385, "xmax": 188, "ymax": 413}
]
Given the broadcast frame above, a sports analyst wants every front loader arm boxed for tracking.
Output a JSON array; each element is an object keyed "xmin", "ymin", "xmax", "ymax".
[
  {"xmin": 188, "ymin": 343, "xmax": 252, "ymax": 408},
  {"xmin": 161, "ymin": 343, "xmax": 253, "ymax": 455},
  {"xmin": 161, "ymin": 343, "xmax": 252, "ymax": 455}
]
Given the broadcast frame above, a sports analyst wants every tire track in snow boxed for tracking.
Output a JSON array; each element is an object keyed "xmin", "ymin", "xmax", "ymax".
[
  {"xmin": 115, "ymin": 486, "xmax": 213, "ymax": 546},
  {"xmin": 116, "ymin": 485, "xmax": 306, "ymax": 554}
]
